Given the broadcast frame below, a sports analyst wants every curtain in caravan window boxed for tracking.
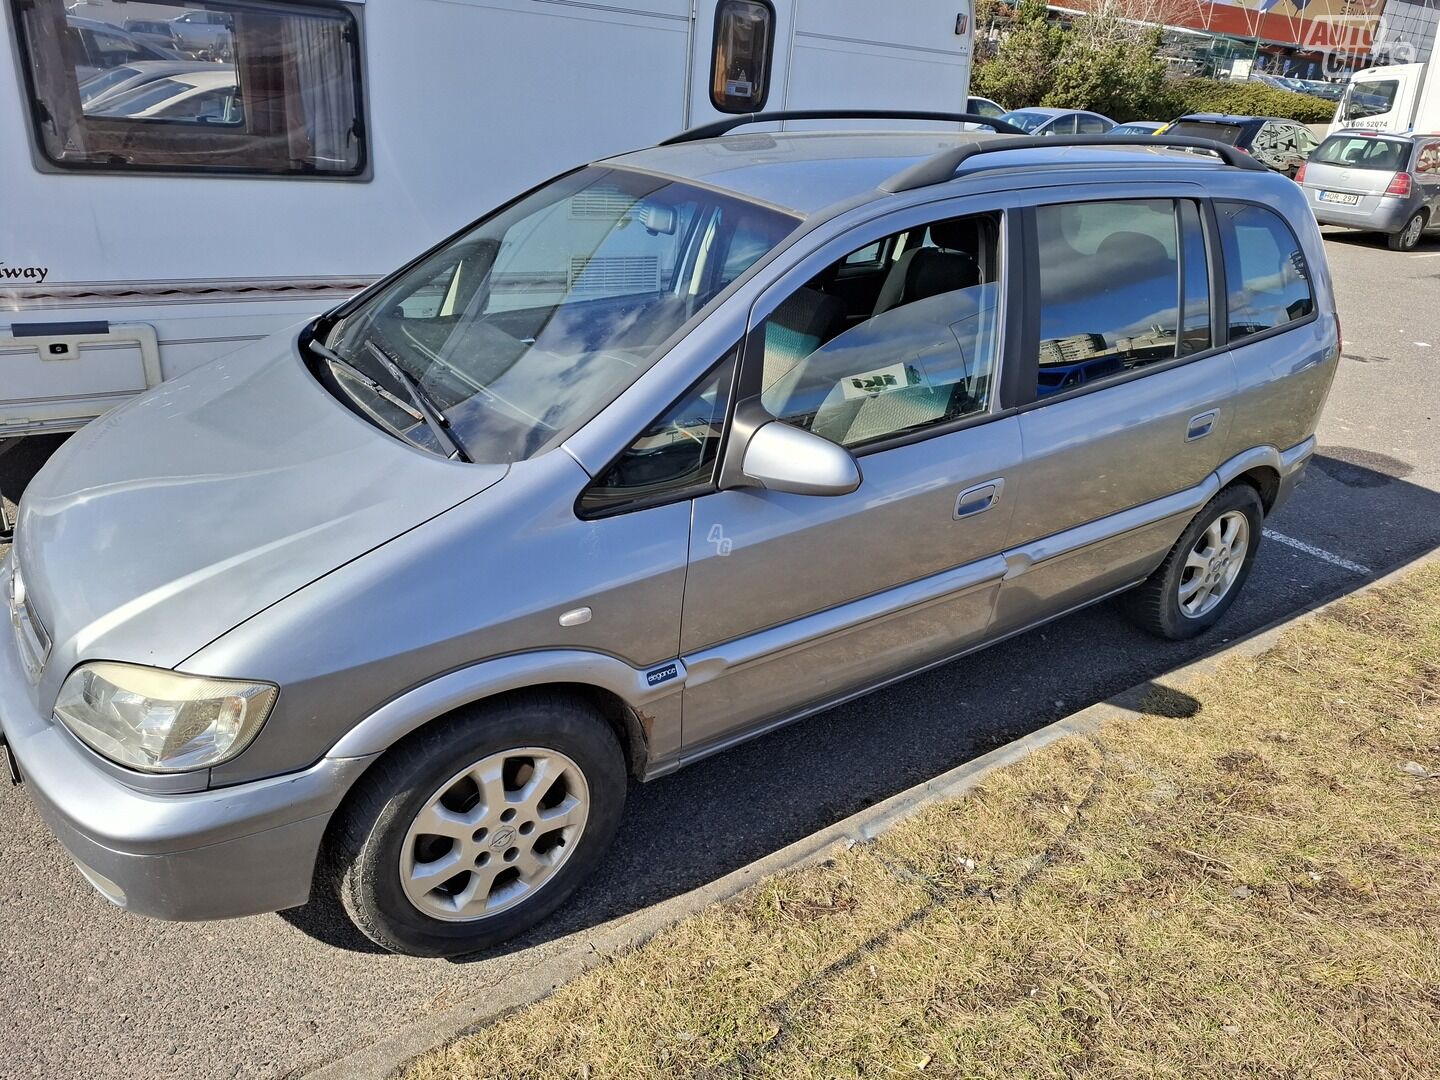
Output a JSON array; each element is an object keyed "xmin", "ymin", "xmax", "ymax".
[{"xmin": 281, "ymin": 17, "xmax": 359, "ymax": 170}]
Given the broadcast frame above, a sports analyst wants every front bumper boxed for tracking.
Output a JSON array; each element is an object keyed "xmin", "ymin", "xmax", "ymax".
[{"xmin": 0, "ymin": 558, "xmax": 375, "ymax": 921}]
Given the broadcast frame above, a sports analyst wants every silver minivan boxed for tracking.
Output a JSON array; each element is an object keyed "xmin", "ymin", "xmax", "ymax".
[
  {"xmin": 1300, "ymin": 129, "xmax": 1440, "ymax": 250},
  {"xmin": 1, "ymin": 117, "xmax": 1339, "ymax": 956}
]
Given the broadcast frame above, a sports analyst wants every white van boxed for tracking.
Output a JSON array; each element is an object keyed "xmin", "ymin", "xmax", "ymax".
[
  {"xmin": 0, "ymin": 0, "xmax": 974, "ymax": 477},
  {"xmin": 1331, "ymin": 62, "xmax": 1440, "ymax": 135}
]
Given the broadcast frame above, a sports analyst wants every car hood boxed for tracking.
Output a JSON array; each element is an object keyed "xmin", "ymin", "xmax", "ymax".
[{"xmin": 14, "ymin": 330, "xmax": 506, "ymax": 681}]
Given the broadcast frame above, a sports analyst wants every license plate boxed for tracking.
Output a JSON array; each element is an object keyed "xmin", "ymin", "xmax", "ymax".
[{"xmin": 1318, "ymin": 190, "xmax": 1359, "ymax": 205}]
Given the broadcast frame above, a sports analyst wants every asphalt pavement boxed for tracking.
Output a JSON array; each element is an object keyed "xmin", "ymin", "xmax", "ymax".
[{"xmin": 1, "ymin": 230, "xmax": 1437, "ymax": 1080}]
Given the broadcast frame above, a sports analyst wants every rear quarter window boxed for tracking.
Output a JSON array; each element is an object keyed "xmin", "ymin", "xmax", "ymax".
[{"xmin": 1216, "ymin": 202, "xmax": 1314, "ymax": 343}]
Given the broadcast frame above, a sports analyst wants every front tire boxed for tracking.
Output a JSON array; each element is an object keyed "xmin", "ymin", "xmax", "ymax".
[
  {"xmin": 1123, "ymin": 484, "xmax": 1264, "ymax": 640},
  {"xmin": 320, "ymin": 692, "xmax": 626, "ymax": 957},
  {"xmin": 1388, "ymin": 210, "xmax": 1426, "ymax": 252}
]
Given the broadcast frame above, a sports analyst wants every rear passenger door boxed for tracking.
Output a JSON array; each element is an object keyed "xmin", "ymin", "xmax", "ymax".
[{"xmin": 991, "ymin": 190, "xmax": 1236, "ymax": 635}]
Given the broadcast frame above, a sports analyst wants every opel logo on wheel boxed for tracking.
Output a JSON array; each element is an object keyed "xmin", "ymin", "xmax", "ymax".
[{"xmin": 490, "ymin": 826, "xmax": 516, "ymax": 850}]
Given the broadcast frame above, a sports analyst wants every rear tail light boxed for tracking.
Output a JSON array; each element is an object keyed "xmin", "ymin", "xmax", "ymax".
[
  {"xmin": 1386, "ymin": 171, "xmax": 1412, "ymax": 196},
  {"xmin": 1294, "ymin": 162, "xmax": 1307, "ymax": 182}
]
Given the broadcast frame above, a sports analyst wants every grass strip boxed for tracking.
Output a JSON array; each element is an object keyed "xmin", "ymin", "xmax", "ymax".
[{"xmin": 409, "ymin": 565, "xmax": 1440, "ymax": 1080}]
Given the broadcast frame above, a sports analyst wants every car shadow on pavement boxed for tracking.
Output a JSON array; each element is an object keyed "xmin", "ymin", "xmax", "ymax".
[{"xmin": 1319, "ymin": 227, "xmax": 1440, "ymax": 253}]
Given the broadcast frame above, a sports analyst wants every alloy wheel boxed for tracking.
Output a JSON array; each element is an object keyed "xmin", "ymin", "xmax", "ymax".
[
  {"xmin": 1177, "ymin": 509, "xmax": 1250, "ymax": 619},
  {"xmin": 1404, "ymin": 213, "xmax": 1425, "ymax": 248},
  {"xmin": 399, "ymin": 747, "xmax": 589, "ymax": 922}
]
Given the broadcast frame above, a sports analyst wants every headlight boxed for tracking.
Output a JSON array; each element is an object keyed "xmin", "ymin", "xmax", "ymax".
[{"xmin": 53, "ymin": 662, "xmax": 278, "ymax": 773}]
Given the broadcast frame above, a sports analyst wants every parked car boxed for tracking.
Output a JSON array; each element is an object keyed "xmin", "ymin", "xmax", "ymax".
[
  {"xmin": 966, "ymin": 95, "xmax": 1006, "ymax": 119},
  {"xmin": 166, "ymin": 8, "xmax": 233, "ymax": 58},
  {"xmin": 78, "ymin": 60, "xmax": 215, "ymax": 112},
  {"xmin": 0, "ymin": 114, "xmax": 1337, "ymax": 958},
  {"xmin": 1291, "ymin": 78, "xmax": 1344, "ymax": 102},
  {"xmin": 66, "ymin": 16, "xmax": 179, "ymax": 81},
  {"xmin": 1109, "ymin": 120, "xmax": 1166, "ymax": 136},
  {"xmin": 1298, "ymin": 130, "xmax": 1440, "ymax": 250},
  {"xmin": 999, "ymin": 107, "xmax": 1116, "ymax": 135},
  {"xmin": 121, "ymin": 17, "xmax": 179, "ymax": 52},
  {"xmin": 1158, "ymin": 114, "xmax": 1319, "ymax": 177},
  {"xmin": 89, "ymin": 68, "xmax": 241, "ymax": 124}
]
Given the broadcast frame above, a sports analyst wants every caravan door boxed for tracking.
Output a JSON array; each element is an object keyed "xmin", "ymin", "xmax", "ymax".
[{"xmin": 687, "ymin": 1, "xmax": 973, "ymax": 129}]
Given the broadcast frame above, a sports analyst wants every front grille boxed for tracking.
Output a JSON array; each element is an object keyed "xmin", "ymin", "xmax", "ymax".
[{"xmin": 8, "ymin": 565, "xmax": 50, "ymax": 683}]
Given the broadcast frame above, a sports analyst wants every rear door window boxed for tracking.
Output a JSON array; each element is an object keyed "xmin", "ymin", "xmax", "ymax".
[
  {"xmin": 12, "ymin": 0, "xmax": 365, "ymax": 177},
  {"xmin": 1075, "ymin": 114, "xmax": 1109, "ymax": 134},
  {"xmin": 1033, "ymin": 199, "xmax": 1208, "ymax": 396},
  {"xmin": 1418, "ymin": 141, "xmax": 1440, "ymax": 175},
  {"xmin": 1216, "ymin": 202, "xmax": 1315, "ymax": 342}
]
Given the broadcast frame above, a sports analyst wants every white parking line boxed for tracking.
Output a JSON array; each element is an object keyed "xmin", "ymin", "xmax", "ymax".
[{"xmin": 1263, "ymin": 529, "xmax": 1373, "ymax": 576}]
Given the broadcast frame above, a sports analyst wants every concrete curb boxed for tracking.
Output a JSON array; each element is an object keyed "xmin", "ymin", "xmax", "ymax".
[{"xmin": 300, "ymin": 544, "xmax": 1440, "ymax": 1080}]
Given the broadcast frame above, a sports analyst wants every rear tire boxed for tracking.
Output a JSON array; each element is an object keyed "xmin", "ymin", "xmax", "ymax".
[
  {"xmin": 1123, "ymin": 484, "xmax": 1264, "ymax": 640},
  {"xmin": 319, "ymin": 692, "xmax": 626, "ymax": 957},
  {"xmin": 1388, "ymin": 211, "xmax": 1426, "ymax": 251}
]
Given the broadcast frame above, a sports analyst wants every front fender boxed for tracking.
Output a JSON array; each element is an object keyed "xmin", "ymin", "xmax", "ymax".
[{"xmin": 325, "ymin": 649, "xmax": 686, "ymax": 766}]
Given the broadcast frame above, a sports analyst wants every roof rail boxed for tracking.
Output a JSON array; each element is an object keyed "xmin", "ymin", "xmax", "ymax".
[
  {"xmin": 880, "ymin": 134, "xmax": 1268, "ymax": 193},
  {"xmin": 658, "ymin": 110, "xmax": 1025, "ymax": 146}
]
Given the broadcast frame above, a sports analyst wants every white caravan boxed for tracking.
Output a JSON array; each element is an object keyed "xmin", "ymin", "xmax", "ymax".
[
  {"xmin": 1331, "ymin": 62, "xmax": 1440, "ymax": 135},
  {"xmin": 0, "ymin": 0, "xmax": 975, "ymax": 454}
]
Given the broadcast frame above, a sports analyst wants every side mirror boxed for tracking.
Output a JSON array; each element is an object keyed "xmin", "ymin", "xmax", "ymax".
[{"xmin": 740, "ymin": 421, "xmax": 861, "ymax": 497}]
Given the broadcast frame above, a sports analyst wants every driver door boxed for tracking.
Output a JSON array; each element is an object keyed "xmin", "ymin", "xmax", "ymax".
[{"xmin": 677, "ymin": 199, "xmax": 1025, "ymax": 755}]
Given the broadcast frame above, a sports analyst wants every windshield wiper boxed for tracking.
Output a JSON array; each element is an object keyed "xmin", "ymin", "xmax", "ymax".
[
  {"xmin": 307, "ymin": 338, "xmax": 425, "ymax": 422},
  {"xmin": 363, "ymin": 341, "xmax": 473, "ymax": 464},
  {"xmin": 305, "ymin": 336, "xmax": 473, "ymax": 463}
]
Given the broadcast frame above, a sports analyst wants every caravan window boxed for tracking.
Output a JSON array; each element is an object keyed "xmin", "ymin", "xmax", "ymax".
[
  {"xmin": 711, "ymin": 0, "xmax": 775, "ymax": 113},
  {"xmin": 11, "ymin": 0, "xmax": 365, "ymax": 178}
]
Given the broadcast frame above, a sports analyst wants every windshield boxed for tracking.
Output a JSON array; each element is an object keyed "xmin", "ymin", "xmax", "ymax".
[
  {"xmin": 1312, "ymin": 134, "xmax": 1410, "ymax": 170},
  {"xmin": 79, "ymin": 65, "xmax": 142, "ymax": 104},
  {"xmin": 1000, "ymin": 110, "xmax": 1052, "ymax": 133},
  {"xmin": 321, "ymin": 166, "xmax": 798, "ymax": 463},
  {"xmin": 1342, "ymin": 79, "xmax": 1399, "ymax": 121}
]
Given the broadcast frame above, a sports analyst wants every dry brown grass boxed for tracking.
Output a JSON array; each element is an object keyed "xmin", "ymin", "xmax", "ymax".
[{"xmin": 407, "ymin": 565, "xmax": 1440, "ymax": 1080}]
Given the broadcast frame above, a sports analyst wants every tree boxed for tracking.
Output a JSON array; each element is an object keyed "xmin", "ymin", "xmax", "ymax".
[
  {"xmin": 1043, "ymin": 24, "xmax": 1173, "ymax": 121},
  {"xmin": 971, "ymin": 0, "xmax": 1065, "ymax": 109}
]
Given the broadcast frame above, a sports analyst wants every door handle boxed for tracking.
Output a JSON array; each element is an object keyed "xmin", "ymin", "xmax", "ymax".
[
  {"xmin": 1186, "ymin": 409, "xmax": 1219, "ymax": 441},
  {"xmin": 954, "ymin": 478, "xmax": 1004, "ymax": 519}
]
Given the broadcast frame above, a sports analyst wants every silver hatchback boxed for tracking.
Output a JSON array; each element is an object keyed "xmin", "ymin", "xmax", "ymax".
[
  {"xmin": 1, "ymin": 117, "xmax": 1339, "ymax": 956},
  {"xmin": 1300, "ymin": 129, "xmax": 1440, "ymax": 250}
]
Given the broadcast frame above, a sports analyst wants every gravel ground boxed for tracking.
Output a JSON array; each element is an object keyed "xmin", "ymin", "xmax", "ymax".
[{"xmin": 0, "ymin": 229, "xmax": 1437, "ymax": 1080}]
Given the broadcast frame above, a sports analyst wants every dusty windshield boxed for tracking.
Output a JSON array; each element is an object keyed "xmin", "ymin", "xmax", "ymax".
[{"xmin": 321, "ymin": 167, "xmax": 798, "ymax": 462}]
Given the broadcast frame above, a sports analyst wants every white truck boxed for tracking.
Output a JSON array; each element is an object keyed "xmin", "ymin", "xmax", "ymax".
[
  {"xmin": 1331, "ymin": 61, "xmax": 1440, "ymax": 135},
  {"xmin": 0, "ymin": 0, "xmax": 976, "ymax": 505}
]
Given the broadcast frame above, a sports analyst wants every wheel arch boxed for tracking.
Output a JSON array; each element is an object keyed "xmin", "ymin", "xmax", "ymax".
[
  {"xmin": 324, "ymin": 650, "xmax": 682, "ymax": 779},
  {"xmin": 1214, "ymin": 442, "xmax": 1310, "ymax": 516},
  {"xmin": 1230, "ymin": 464, "xmax": 1281, "ymax": 512}
]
